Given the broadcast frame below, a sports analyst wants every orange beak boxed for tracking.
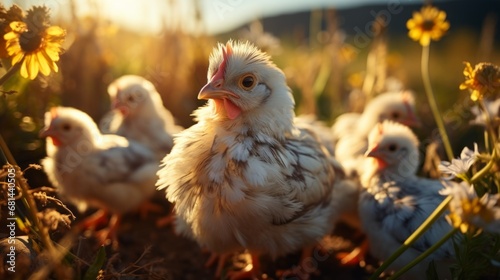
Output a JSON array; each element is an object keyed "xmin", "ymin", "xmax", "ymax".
[
  {"xmin": 365, "ymin": 145, "xmax": 388, "ymax": 169},
  {"xmin": 365, "ymin": 145, "xmax": 381, "ymax": 158},
  {"xmin": 198, "ymin": 80, "xmax": 240, "ymax": 100},
  {"xmin": 112, "ymin": 99, "xmax": 130, "ymax": 115},
  {"xmin": 198, "ymin": 78, "xmax": 242, "ymax": 120},
  {"xmin": 39, "ymin": 126, "xmax": 55, "ymax": 138}
]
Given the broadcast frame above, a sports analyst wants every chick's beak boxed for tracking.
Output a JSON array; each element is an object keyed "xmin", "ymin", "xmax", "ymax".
[
  {"xmin": 198, "ymin": 79, "xmax": 239, "ymax": 100},
  {"xmin": 365, "ymin": 145, "xmax": 388, "ymax": 170},
  {"xmin": 365, "ymin": 145, "xmax": 381, "ymax": 158},
  {"xmin": 39, "ymin": 126, "xmax": 55, "ymax": 138}
]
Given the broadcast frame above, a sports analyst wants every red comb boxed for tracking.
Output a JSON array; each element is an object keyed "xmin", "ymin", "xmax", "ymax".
[
  {"xmin": 377, "ymin": 122, "xmax": 384, "ymax": 135},
  {"xmin": 211, "ymin": 42, "xmax": 233, "ymax": 81},
  {"xmin": 402, "ymin": 91, "xmax": 416, "ymax": 119},
  {"xmin": 50, "ymin": 107, "xmax": 58, "ymax": 119},
  {"xmin": 372, "ymin": 122, "xmax": 384, "ymax": 143}
]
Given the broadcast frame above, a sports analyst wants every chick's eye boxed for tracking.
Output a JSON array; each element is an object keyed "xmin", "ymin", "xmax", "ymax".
[
  {"xmin": 391, "ymin": 112, "xmax": 400, "ymax": 119},
  {"xmin": 239, "ymin": 74, "xmax": 257, "ymax": 90},
  {"xmin": 61, "ymin": 123, "xmax": 71, "ymax": 131},
  {"xmin": 388, "ymin": 144, "xmax": 397, "ymax": 152},
  {"xmin": 127, "ymin": 95, "xmax": 135, "ymax": 103}
]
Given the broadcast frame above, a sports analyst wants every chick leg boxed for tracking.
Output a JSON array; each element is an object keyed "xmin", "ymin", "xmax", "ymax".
[
  {"xmin": 226, "ymin": 253, "xmax": 261, "ymax": 280},
  {"xmin": 276, "ymin": 245, "xmax": 319, "ymax": 280},
  {"xmin": 137, "ymin": 200, "xmax": 164, "ymax": 220},
  {"xmin": 155, "ymin": 206, "xmax": 176, "ymax": 228},
  {"xmin": 95, "ymin": 214, "xmax": 121, "ymax": 247},
  {"xmin": 78, "ymin": 209, "xmax": 109, "ymax": 230},
  {"xmin": 155, "ymin": 213, "xmax": 176, "ymax": 228},
  {"xmin": 336, "ymin": 238, "xmax": 369, "ymax": 266},
  {"xmin": 205, "ymin": 252, "xmax": 232, "ymax": 278}
]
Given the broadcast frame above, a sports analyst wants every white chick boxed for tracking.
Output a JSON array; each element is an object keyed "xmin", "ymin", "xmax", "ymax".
[
  {"xmin": 40, "ymin": 106, "xmax": 159, "ymax": 242},
  {"xmin": 100, "ymin": 75, "xmax": 183, "ymax": 160},
  {"xmin": 359, "ymin": 120, "xmax": 456, "ymax": 280},
  {"xmin": 157, "ymin": 41, "xmax": 341, "ymax": 279}
]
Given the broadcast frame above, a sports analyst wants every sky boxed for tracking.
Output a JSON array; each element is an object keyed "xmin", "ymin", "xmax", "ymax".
[{"xmin": 4, "ymin": 0, "xmax": 426, "ymax": 34}]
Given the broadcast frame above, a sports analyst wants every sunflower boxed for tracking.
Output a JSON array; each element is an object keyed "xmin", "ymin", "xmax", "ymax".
[
  {"xmin": 3, "ymin": 6, "xmax": 65, "ymax": 80},
  {"xmin": 406, "ymin": 5, "xmax": 450, "ymax": 47},
  {"xmin": 460, "ymin": 61, "xmax": 500, "ymax": 101},
  {"xmin": 0, "ymin": 4, "xmax": 24, "ymax": 59}
]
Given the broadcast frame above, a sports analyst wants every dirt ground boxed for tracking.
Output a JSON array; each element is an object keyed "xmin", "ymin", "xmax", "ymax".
[
  {"xmin": 1, "ymin": 172, "xmax": 376, "ymax": 280},
  {"xmin": 71, "ymin": 194, "xmax": 376, "ymax": 280}
]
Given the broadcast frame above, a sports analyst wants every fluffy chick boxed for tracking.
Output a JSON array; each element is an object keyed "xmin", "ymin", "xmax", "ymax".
[
  {"xmin": 40, "ymin": 106, "xmax": 159, "ymax": 242},
  {"xmin": 334, "ymin": 90, "xmax": 420, "ymax": 175},
  {"xmin": 100, "ymin": 75, "xmax": 183, "ymax": 160},
  {"xmin": 359, "ymin": 120, "xmax": 456, "ymax": 280},
  {"xmin": 157, "ymin": 41, "xmax": 341, "ymax": 279}
]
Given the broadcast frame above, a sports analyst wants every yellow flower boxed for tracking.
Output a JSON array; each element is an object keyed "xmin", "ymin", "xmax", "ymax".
[
  {"xmin": 447, "ymin": 197, "xmax": 494, "ymax": 235},
  {"xmin": 406, "ymin": 5, "xmax": 450, "ymax": 46},
  {"xmin": 2, "ymin": 6, "xmax": 65, "ymax": 80},
  {"xmin": 460, "ymin": 61, "xmax": 500, "ymax": 101},
  {"xmin": 441, "ymin": 182, "xmax": 500, "ymax": 235},
  {"xmin": 0, "ymin": 4, "xmax": 24, "ymax": 58},
  {"xmin": 4, "ymin": 21, "xmax": 65, "ymax": 80}
]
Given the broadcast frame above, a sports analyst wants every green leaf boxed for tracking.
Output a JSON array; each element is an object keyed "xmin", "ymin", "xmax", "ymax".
[
  {"xmin": 426, "ymin": 260, "xmax": 439, "ymax": 280},
  {"xmin": 83, "ymin": 245, "xmax": 106, "ymax": 280}
]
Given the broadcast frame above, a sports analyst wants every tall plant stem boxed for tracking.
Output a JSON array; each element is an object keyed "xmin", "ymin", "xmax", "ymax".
[
  {"xmin": 387, "ymin": 228, "xmax": 459, "ymax": 280},
  {"xmin": 421, "ymin": 44, "xmax": 454, "ymax": 161},
  {"xmin": 0, "ymin": 58, "xmax": 22, "ymax": 85}
]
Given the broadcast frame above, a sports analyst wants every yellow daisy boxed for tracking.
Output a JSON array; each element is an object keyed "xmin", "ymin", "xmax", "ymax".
[
  {"xmin": 441, "ymin": 182, "xmax": 499, "ymax": 235},
  {"xmin": 460, "ymin": 61, "xmax": 500, "ymax": 101},
  {"xmin": 406, "ymin": 5, "xmax": 450, "ymax": 47}
]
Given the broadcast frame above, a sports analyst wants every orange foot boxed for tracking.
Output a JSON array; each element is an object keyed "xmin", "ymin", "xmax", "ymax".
[
  {"xmin": 155, "ymin": 213, "xmax": 176, "ymax": 228},
  {"xmin": 205, "ymin": 251, "xmax": 233, "ymax": 278},
  {"xmin": 335, "ymin": 239, "xmax": 369, "ymax": 266},
  {"xmin": 138, "ymin": 201, "xmax": 164, "ymax": 220},
  {"xmin": 226, "ymin": 253, "xmax": 261, "ymax": 280},
  {"xmin": 276, "ymin": 246, "xmax": 318, "ymax": 280},
  {"xmin": 94, "ymin": 214, "xmax": 121, "ymax": 249},
  {"xmin": 78, "ymin": 209, "xmax": 109, "ymax": 230}
]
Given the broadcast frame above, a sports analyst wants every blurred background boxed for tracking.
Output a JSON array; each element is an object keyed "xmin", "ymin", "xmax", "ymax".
[{"xmin": 0, "ymin": 0, "xmax": 499, "ymax": 176}]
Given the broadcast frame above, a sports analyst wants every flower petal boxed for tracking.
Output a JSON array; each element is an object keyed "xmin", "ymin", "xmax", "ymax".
[
  {"xmin": 19, "ymin": 58, "xmax": 29, "ymax": 79},
  {"xmin": 26, "ymin": 54, "xmax": 39, "ymax": 80},
  {"xmin": 37, "ymin": 51, "xmax": 51, "ymax": 76},
  {"xmin": 45, "ymin": 26, "xmax": 66, "ymax": 37}
]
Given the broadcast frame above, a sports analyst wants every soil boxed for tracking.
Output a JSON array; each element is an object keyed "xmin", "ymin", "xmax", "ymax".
[
  {"xmin": 1, "ymin": 173, "xmax": 376, "ymax": 280},
  {"xmin": 73, "ymin": 195, "xmax": 376, "ymax": 280}
]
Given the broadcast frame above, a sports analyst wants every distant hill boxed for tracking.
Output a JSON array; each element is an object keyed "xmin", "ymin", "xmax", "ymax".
[{"xmin": 230, "ymin": 0, "xmax": 500, "ymax": 43}]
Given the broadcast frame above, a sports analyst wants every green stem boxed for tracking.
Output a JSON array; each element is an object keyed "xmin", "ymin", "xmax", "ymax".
[
  {"xmin": 0, "ymin": 58, "xmax": 22, "ymax": 86},
  {"xmin": 471, "ymin": 147, "xmax": 497, "ymax": 184},
  {"xmin": 387, "ymin": 228, "xmax": 459, "ymax": 280},
  {"xmin": 421, "ymin": 44, "xmax": 454, "ymax": 161},
  {"xmin": 0, "ymin": 134, "xmax": 16, "ymax": 165},
  {"xmin": 478, "ymin": 99, "xmax": 500, "ymax": 155},
  {"xmin": 369, "ymin": 195, "xmax": 453, "ymax": 280},
  {"xmin": 484, "ymin": 130, "xmax": 490, "ymax": 154}
]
